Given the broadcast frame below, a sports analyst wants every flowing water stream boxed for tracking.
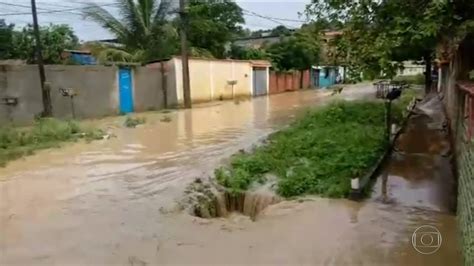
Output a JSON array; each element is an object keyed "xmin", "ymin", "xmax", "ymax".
[{"xmin": 0, "ymin": 86, "xmax": 461, "ymax": 265}]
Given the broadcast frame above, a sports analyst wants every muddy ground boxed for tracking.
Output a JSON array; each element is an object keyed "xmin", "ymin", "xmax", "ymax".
[{"xmin": 0, "ymin": 85, "xmax": 461, "ymax": 265}]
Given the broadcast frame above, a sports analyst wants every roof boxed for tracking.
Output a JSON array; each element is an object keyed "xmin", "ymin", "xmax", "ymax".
[
  {"xmin": 249, "ymin": 60, "xmax": 272, "ymax": 67},
  {"xmin": 148, "ymin": 56, "xmax": 271, "ymax": 67}
]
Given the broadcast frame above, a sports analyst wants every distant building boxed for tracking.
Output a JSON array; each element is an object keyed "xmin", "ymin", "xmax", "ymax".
[
  {"xmin": 233, "ymin": 29, "xmax": 342, "ymax": 50},
  {"xmin": 233, "ymin": 35, "xmax": 284, "ymax": 49},
  {"xmin": 311, "ymin": 65, "xmax": 345, "ymax": 88},
  {"xmin": 62, "ymin": 50, "xmax": 97, "ymax": 65},
  {"xmin": 321, "ymin": 30, "xmax": 343, "ymax": 42},
  {"xmin": 0, "ymin": 59, "xmax": 26, "ymax": 65},
  {"xmin": 396, "ymin": 61, "xmax": 424, "ymax": 76},
  {"xmin": 320, "ymin": 30, "xmax": 344, "ymax": 64}
]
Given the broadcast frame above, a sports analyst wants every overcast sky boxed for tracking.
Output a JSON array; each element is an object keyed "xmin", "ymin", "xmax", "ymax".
[{"xmin": 0, "ymin": 0, "xmax": 311, "ymax": 41}]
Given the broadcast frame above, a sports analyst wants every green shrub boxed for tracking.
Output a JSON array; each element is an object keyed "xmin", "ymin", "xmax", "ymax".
[
  {"xmin": 124, "ymin": 116, "xmax": 146, "ymax": 128},
  {"xmin": 160, "ymin": 116, "xmax": 172, "ymax": 123},
  {"xmin": 393, "ymin": 74, "xmax": 425, "ymax": 85}
]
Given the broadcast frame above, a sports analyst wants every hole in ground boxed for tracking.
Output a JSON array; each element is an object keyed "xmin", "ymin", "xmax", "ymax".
[{"xmin": 184, "ymin": 179, "xmax": 280, "ymax": 221}]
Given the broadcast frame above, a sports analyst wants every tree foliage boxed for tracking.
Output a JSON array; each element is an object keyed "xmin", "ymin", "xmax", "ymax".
[
  {"xmin": 266, "ymin": 24, "xmax": 321, "ymax": 71},
  {"xmin": 270, "ymin": 25, "xmax": 292, "ymax": 37},
  {"xmin": 0, "ymin": 19, "xmax": 15, "ymax": 60},
  {"xmin": 305, "ymin": 0, "xmax": 474, "ymax": 79},
  {"xmin": 228, "ymin": 44, "xmax": 269, "ymax": 60},
  {"xmin": 248, "ymin": 25, "xmax": 293, "ymax": 38},
  {"xmin": 11, "ymin": 24, "xmax": 78, "ymax": 64},
  {"xmin": 229, "ymin": 24, "xmax": 320, "ymax": 71},
  {"xmin": 83, "ymin": 0, "xmax": 178, "ymax": 62},
  {"xmin": 186, "ymin": 0, "xmax": 245, "ymax": 58}
]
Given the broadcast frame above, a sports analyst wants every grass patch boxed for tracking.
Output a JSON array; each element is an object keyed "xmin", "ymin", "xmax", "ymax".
[
  {"xmin": 393, "ymin": 74, "xmax": 425, "ymax": 85},
  {"xmin": 160, "ymin": 116, "xmax": 172, "ymax": 123},
  {"xmin": 124, "ymin": 116, "xmax": 146, "ymax": 128},
  {"xmin": 0, "ymin": 118, "xmax": 104, "ymax": 167},
  {"xmin": 393, "ymin": 87, "xmax": 419, "ymax": 118},
  {"xmin": 215, "ymin": 99, "xmax": 410, "ymax": 198}
]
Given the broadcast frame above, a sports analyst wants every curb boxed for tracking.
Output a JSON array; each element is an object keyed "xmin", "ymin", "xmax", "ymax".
[{"xmin": 349, "ymin": 97, "xmax": 420, "ymax": 201}]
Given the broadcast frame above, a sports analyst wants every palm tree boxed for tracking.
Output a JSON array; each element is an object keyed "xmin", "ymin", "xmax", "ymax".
[{"xmin": 83, "ymin": 0, "xmax": 178, "ymax": 62}]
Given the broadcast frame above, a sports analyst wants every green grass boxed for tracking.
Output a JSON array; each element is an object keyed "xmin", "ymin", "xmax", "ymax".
[
  {"xmin": 0, "ymin": 118, "xmax": 104, "ymax": 167},
  {"xmin": 393, "ymin": 74, "xmax": 425, "ymax": 85},
  {"xmin": 215, "ymin": 99, "xmax": 410, "ymax": 198},
  {"xmin": 124, "ymin": 116, "xmax": 146, "ymax": 128},
  {"xmin": 393, "ymin": 87, "xmax": 419, "ymax": 118},
  {"xmin": 160, "ymin": 116, "xmax": 172, "ymax": 123}
]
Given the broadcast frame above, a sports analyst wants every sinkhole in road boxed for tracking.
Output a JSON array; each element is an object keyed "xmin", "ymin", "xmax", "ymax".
[{"xmin": 184, "ymin": 179, "xmax": 281, "ymax": 221}]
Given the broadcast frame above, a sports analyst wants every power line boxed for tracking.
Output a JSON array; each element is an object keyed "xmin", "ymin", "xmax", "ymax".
[
  {"xmin": 27, "ymin": 0, "xmax": 119, "ymax": 10},
  {"xmin": 241, "ymin": 8, "xmax": 307, "ymax": 24},
  {"xmin": 0, "ymin": 2, "xmax": 60, "ymax": 12},
  {"xmin": 243, "ymin": 11, "xmax": 288, "ymax": 27},
  {"xmin": 0, "ymin": 2, "xmax": 118, "ymax": 16}
]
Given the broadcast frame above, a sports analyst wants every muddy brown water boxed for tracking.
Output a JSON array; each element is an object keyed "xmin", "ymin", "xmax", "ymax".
[{"xmin": 0, "ymin": 87, "xmax": 461, "ymax": 265}]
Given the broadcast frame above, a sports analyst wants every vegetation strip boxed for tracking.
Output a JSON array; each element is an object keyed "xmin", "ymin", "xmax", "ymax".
[
  {"xmin": 0, "ymin": 118, "xmax": 104, "ymax": 167},
  {"xmin": 352, "ymin": 92, "xmax": 420, "ymax": 199},
  {"xmin": 214, "ymin": 90, "xmax": 416, "ymax": 199}
]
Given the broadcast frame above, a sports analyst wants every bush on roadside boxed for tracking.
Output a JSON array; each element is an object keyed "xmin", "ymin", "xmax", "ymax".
[
  {"xmin": 393, "ymin": 74, "xmax": 425, "ymax": 85},
  {"xmin": 0, "ymin": 118, "xmax": 104, "ymax": 166},
  {"xmin": 215, "ymin": 101, "xmax": 389, "ymax": 198},
  {"xmin": 124, "ymin": 116, "xmax": 146, "ymax": 128}
]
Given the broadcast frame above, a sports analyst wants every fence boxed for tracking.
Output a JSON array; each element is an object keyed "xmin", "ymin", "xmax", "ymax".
[
  {"xmin": 0, "ymin": 65, "xmax": 171, "ymax": 125},
  {"xmin": 269, "ymin": 70, "xmax": 310, "ymax": 94},
  {"xmin": 1, "ymin": 58, "xmax": 273, "ymax": 125},
  {"xmin": 451, "ymin": 82, "xmax": 474, "ymax": 266}
]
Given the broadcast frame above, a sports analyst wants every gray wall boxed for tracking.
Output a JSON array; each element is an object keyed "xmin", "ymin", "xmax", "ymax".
[
  {"xmin": 1, "ymin": 65, "xmax": 45, "ymax": 124},
  {"xmin": 145, "ymin": 60, "xmax": 178, "ymax": 108},
  {"xmin": 133, "ymin": 67, "xmax": 162, "ymax": 112},
  {"xmin": 0, "ymin": 64, "xmax": 169, "ymax": 125},
  {"xmin": 48, "ymin": 65, "xmax": 119, "ymax": 120}
]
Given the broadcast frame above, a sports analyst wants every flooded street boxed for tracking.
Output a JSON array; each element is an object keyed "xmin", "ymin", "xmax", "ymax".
[{"xmin": 0, "ymin": 87, "xmax": 461, "ymax": 265}]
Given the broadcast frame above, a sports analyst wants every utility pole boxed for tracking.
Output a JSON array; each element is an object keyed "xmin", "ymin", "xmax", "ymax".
[
  {"xmin": 31, "ymin": 0, "xmax": 52, "ymax": 117},
  {"xmin": 179, "ymin": 0, "xmax": 192, "ymax": 108}
]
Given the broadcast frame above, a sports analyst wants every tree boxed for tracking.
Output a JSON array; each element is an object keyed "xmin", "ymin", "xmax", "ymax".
[
  {"xmin": 305, "ymin": 0, "xmax": 474, "ymax": 88},
  {"xmin": 267, "ymin": 24, "xmax": 321, "ymax": 71},
  {"xmin": 270, "ymin": 25, "xmax": 291, "ymax": 36},
  {"xmin": 11, "ymin": 24, "xmax": 78, "ymax": 64},
  {"xmin": 0, "ymin": 19, "xmax": 15, "ymax": 60},
  {"xmin": 83, "ymin": 0, "xmax": 178, "ymax": 62},
  {"xmin": 186, "ymin": 0, "xmax": 244, "ymax": 58},
  {"xmin": 228, "ymin": 44, "xmax": 269, "ymax": 60}
]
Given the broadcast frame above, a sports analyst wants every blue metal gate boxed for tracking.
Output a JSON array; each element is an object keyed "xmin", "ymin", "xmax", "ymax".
[{"xmin": 119, "ymin": 67, "xmax": 134, "ymax": 114}]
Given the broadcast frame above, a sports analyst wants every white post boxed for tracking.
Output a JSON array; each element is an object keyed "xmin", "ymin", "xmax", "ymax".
[
  {"xmin": 391, "ymin": 123, "xmax": 397, "ymax": 137},
  {"xmin": 351, "ymin": 177, "xmax": 360, "ymax": 190}
]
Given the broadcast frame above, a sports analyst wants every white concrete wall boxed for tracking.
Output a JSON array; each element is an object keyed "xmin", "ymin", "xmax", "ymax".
[{"xmin": 173, "ymin": 58, "xmax": 255, "ymax": 104}]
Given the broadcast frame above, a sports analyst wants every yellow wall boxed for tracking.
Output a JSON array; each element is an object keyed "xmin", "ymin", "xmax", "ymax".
[
  {"xmin": 174, "ymin": 58, "xmax": 256, "ymax": 104},
  {"xmin": 189, "ymin": 60, "xmax": 213, "ymax": 102},
  {"xmin": 212, "ymin": 61, "xmax": 253, "ymax": 100}
]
